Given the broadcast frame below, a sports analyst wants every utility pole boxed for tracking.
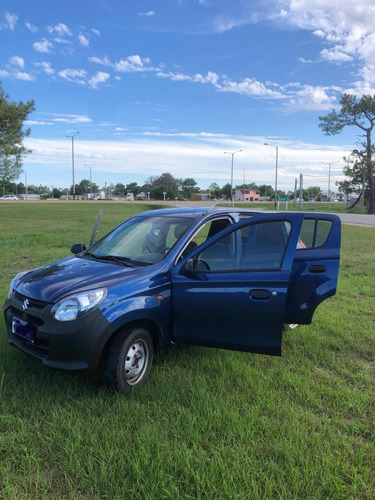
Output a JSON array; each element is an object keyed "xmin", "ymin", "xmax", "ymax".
[
  {"xmin": 299, "ymin": 174, "xmax": 303, "ymax": 210},
  {"xmin": 264, "ymin": 143, "xmax": 279, "ymax": 209},
  {"xmin": 66, "ymin": 131, "xmax": 79, "ymax": 200},
  {"xmin": 293, "ymin": 178, "xmax": 297, "ymax": 208},
  {"xmin": 224, "ymin": 150, "xmax": 242, "ymax": 206}
]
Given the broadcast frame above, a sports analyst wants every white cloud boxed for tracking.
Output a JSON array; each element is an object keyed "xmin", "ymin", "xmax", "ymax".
[
  {"xmin": 0, "ymin": 69, "xmax": 10, "ymax": 78},
  {"xmin": 88, "ymin": 55, "xmax": 112, "ymax": 66},
  {"xmin": 218, "ymin": 77, "xmax": 285, "ymax": 99},
  {"xmin": 115, "ymin": 127, "xmax": 127, "ymax": 131},
  {"xmin": 194, "ymin": 71, "xmax": 219, "ymax": 85},
  {"xmin": 25, "ymin": 21, "xmax": 38, "ymax": 33},
  {"xmin": 1, "ymin": 12, "xmax": 18, "ymax": 31},
  {"xmin": 34, "ymin": 61, "xmax": 55, "ymax": 75},
  {"xmin": 155, "ymin": 66, "xmax": 343, "ymax": 111},
  {"xmin": 115, "ymin": 55, "xmax": 153, "ymax": 73},
  {"xmin": 47, "ymin": 23, "xmax": 72, "ymax": 36},
  {"xmin": 53, "ymin": 37, "xmax": 70, "ymax": 44},
  {"xmin": 157, "ymin": 71, "xmax": 192, "ymax": 82},
  {"xmin": 89, "ymin": 54, "xmax": 153, "ymax": 73},
  {"xmin": 43, "ymin": 112, "xmax": 92, "ymax": 123},
  {"xmin": 92, "ymin": 28, "xmax": 100, "ymax": 36},
  {"xmin": 58, "ymin": 68, "xmax": 87, "ymax": 85},
  {"xmin": 23, "ymin": 134, "xmax": 348, "ymax": 190},
  {"xmin": 88, "ymin": 71, "xmax": 110, "ymax": 89},
  {"xmin": 9, "ymin": 56, "xmax": 24, "ymax": 69},
  {"xmin": 138, "ymin": 11, "xmax": 155, "ymax": 17},
  {"xmin": 269, "ymin": 0, "xmax": 375, "ymax": 67},
  {"xmin": 14, "ymin": 71, "xmax": 35, "ymax": 81},
  {"xmin": 25, "ymin": 120, "xmax": 53, "ymax": 125},
  {"xmin": 284, "ymin": 85, "xmax": 337, "ymax": 111},
  {"xmin": 33, "ymin": 38, "xmax": 53, "ymax": 53},
  {"xmin": 78, "ymin": 33, "xmax": 89, "ymax": 47},
  {"xmin": 320, "ymin": 48, "xmax": 353, "ymax": 63}
]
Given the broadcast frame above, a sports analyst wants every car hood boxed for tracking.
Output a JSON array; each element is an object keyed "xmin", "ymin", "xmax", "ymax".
[{"xmin": 16, "ymin": 255, "xmax": 156, "ymax": 303}]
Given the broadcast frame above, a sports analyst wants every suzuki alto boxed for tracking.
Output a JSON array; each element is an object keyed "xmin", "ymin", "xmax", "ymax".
[{"xmin": 3, "ymin": 208, "xmax": 341, "ymax": 393}]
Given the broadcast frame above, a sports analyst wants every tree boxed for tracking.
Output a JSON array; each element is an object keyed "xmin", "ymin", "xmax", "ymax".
[
  {"xmin": 0, "ymin": 84, "xmax": 35, "ymax": 190},
  {"xmin": 179, "ymin": 178, "xmax": 198, "ymax": 199},
  {"xmin": 150, "ymin": 185, "xmax": 175, "ymax": 200},
  {"xmin": 207, "ymin": 182, "xmax": 221, "ymax": 199},
  {"xmin": 125, "ymin": 182, "xmax": 141, "ymax": 196},
  {"xmin": 319, "ymin": 94, "xmax": 375, "ymax": 214},
  {"xmin": 114, "ymin": 182, "xmax": 125, "ymax": 196},
  {"xmin": 221, "ymin": 183, "xmax": 232, "ymax": 199},
  {"xmin": 258, "ymin": 184, "xmax": 274, "ymax": 198},
  {"xmin": 306, "ymin": 186, "xmax": 322, "ymax": 201},
  {"xmin": 79, "ymin": 178, "xmax": 99, "ymax": 195}
]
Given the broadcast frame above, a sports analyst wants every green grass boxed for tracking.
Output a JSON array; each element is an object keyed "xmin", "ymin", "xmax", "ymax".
[
  {"xmin": 233, "ymin": 201, "xmax": 363, "ymax": 213},
  {"xmin": 0, "ymin": 203, "xmax": 374, "ymax": 499}
]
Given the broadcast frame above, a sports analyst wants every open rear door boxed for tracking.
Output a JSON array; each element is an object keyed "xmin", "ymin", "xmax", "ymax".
[
  {"xmin": 284, "ymin": 214, "xmax": 341, "ymax": 324},
  {"xmin": 171, "ymin": 214, "xmax": 304, "ymax": 356}
]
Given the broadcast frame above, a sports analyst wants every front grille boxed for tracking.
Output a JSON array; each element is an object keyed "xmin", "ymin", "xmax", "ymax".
[
  {"xmin": 15, "ymin": 291, "xmax": 50, "ymax": 310},
  {"xmin": 9, "ymin": 306, "xmax": 44, "ymax": 327}
]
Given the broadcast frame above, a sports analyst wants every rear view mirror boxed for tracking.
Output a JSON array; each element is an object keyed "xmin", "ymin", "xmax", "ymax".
[{"xmin": 71, "ymin": 243, "xmax": 86, "ymax": 254}]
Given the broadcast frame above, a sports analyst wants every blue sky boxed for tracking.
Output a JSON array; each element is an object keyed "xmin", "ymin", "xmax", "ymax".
[{"xmin": 1, "ymin": 0, "xmax": 374, "ymax": 192}]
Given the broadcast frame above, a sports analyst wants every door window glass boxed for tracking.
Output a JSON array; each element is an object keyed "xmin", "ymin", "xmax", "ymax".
[
  {"xmin": 195, "ymin": 220, "xmax": 291, "ymax": 272},
  {"xmin": 298, "ymin": 219, "xmax": 332, "ymax": 250},
  {"xmin": 179, "ymin": 218, "xmax": 232, "ymax": 259}
]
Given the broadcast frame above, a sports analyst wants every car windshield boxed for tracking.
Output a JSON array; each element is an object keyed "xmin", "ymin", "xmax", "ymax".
[{"xmin": 85, "ymin": 216, "xmax": 193, "ymax": 266}]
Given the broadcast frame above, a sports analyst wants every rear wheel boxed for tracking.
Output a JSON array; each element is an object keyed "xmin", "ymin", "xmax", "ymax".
[{"xmin": 102, "ymin": 327, "xmax": 154, "ymax": 394}]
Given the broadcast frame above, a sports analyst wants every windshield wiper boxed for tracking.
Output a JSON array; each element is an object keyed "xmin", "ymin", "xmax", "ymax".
[{"xmin": 84, "ymin": 254, "xmax": 135, "ymax": 267}]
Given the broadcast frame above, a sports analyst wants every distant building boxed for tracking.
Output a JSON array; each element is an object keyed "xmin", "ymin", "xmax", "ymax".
[
  {"xmin": 234, "ymin": 189, "xmax": 260, "ymax": 201},
  {"xmin": 191, "ymin": 193, "xmax": 210, "ymax": 201},
  {"xmin": 18, "ymin": 193, "xmax": 41, "ymax": 200}
]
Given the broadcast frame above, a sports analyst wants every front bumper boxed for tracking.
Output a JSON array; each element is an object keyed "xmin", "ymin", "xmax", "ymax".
[{"xmin": 3, "ymin": 290, "xmax": 115, "ymax": 373}]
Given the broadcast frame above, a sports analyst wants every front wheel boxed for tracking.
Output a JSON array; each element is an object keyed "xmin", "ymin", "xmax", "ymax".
[{"xmin": 102, "ymin": 327, "xmax": 154, "ymax": 394}]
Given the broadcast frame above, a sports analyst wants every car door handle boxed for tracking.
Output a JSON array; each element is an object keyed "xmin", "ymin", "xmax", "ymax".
[
  {"xmin": 308, "ymin": 265, "xmax": 326, "ymax": 273},
  {"xmin": 249, "ymin": 289, "xmax": 270, "ymax": 300}
]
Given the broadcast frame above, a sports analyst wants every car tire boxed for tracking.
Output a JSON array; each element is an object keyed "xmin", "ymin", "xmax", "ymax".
[{"xmin": 102, "ymin": 327, "xmax": 154, "ymax": 394}]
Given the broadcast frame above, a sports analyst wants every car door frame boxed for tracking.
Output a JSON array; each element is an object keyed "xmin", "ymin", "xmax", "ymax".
[{"xmin": 171, "ymin": 213, "xmax": 305, "ymax": 355}]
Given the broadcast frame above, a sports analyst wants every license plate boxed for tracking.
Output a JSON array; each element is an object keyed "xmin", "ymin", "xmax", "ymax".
[{"xmin": 12, "ymin": 317, "xmax": 35, "ymax": 343}]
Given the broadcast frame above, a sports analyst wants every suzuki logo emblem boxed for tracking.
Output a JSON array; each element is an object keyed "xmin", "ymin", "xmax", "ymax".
[{"xmin": 22, "ymin": 299, "xmax": 30, "ymax": 310}]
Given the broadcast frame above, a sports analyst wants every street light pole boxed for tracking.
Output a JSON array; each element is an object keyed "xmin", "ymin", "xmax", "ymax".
[
  {"xmin": 321, "ymin": 160, "xmax": 339, "ymax": 201},
  {"xmin": 224, "ymin": 149, "xmax": 242, "ymax": 206},
  {"xmin": 264, "ymin": 143, "xmax": 278, "ymax": 208},
  {"xmin": 66, "ymin": 131, "xmax": 79, "ymax": 200}
]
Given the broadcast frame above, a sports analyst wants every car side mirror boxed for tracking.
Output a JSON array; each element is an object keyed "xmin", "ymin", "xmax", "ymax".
[
  {"xmin": 71, "ymin": 243, "xmax": 86, "ymax": 254},
  {"xmin": 180, "ymin": 258, "xmax": 196, "ymax": 276}
]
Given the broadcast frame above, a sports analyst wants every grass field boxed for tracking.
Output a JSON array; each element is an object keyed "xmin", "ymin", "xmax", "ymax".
[
  {"xmin": 0, "ymin": 203, "xmax": 374, "ymax": 499},
  {"xmin": 233, "ymin": 201, "xmax": 362, "ymax": 213}
]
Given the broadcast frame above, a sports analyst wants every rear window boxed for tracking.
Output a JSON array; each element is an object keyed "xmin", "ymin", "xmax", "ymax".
[{"xmin": 298, "ymin": 219, "xmax": 332, "ymax": 249}]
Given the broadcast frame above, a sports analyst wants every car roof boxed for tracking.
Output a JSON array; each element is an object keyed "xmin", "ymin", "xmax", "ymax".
[{"xmin": 136, "ymin": 207, "xmax": 261, "ymax": 219}]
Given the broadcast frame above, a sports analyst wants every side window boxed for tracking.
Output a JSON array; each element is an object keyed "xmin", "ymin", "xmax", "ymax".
[
  {"xmin": 298, "ymin": 219, "xmax": 332, "ymax": 250},
  {"xmin": 179, "ymin": 218, "xmax": 232, "ymax": 259},
  {"xmin": 195, "ymin": 220, "xmax": 291, "ymax": 272}
]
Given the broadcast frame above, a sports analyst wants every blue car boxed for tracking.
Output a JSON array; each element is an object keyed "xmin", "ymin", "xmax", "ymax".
[{"xmin": 3, "ymin": 208, "xmax": 341, "ymax": 393}]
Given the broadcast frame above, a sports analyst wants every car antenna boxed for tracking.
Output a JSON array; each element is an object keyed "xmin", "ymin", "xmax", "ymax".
[
  {"xmin": 89, "ymin": 210, "xmax": 103, "ymax": 247},
  {"xmin": 204, "ymin": 196, "xmax": 228, "ymax": 214}
]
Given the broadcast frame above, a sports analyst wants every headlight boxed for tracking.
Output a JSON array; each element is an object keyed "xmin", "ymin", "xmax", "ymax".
[
  {"xmin": 50, "ymin": 288, "xmax": 107, "ymax": 322},
  {"xmin": 7, "ymin": 270, "xmax": 32, "ymax": 299}
]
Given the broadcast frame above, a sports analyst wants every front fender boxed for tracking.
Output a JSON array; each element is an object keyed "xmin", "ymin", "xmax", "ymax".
[{"xmin": 100, "ymin": 285, "xmax": 172, "ymax": 348}]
